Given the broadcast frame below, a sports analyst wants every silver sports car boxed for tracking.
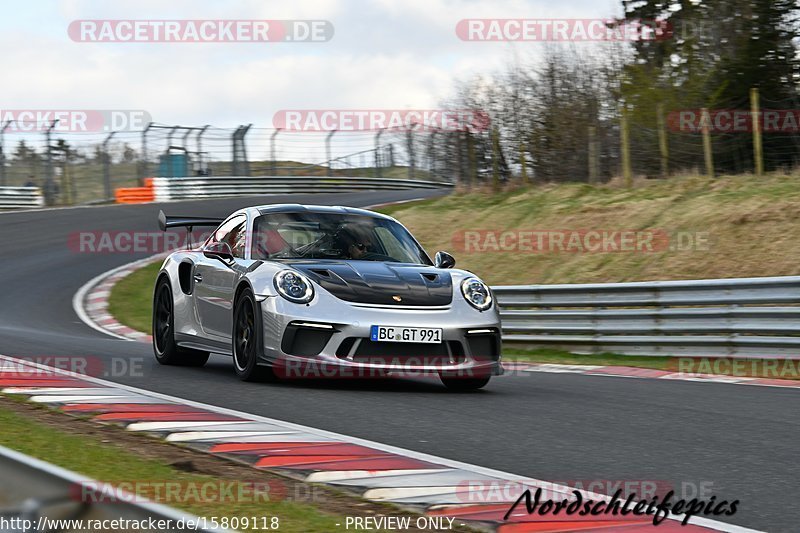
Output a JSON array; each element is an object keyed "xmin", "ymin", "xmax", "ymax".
[{"xmin": 153, "ymin": 204, "xmax": 502, "ymax": 390}]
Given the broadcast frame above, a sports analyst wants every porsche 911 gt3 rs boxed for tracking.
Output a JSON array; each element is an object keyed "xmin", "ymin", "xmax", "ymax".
[{"xmin": 153, "ymin": 204, "xmax": 502, "ymax": 390}]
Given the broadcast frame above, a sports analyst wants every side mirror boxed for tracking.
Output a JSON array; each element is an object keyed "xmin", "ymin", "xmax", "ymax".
[
  {"xmin": 434, "ymin": 251, "xmax": 456, "ymax": 269},
  {"xmin": 203, "ymin": 241, "xmax": 234, "ymax": 263}
]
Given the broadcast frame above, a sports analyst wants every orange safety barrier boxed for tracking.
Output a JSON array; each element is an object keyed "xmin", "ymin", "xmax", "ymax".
[{"xmin": 115, "ymin": 178, "xmax": 155, "ymax": 204}]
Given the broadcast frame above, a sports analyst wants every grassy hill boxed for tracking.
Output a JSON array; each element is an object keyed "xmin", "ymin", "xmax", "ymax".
[{"xmin": 378, "ymin": 172, "xmax": 800, "ymax": 285}]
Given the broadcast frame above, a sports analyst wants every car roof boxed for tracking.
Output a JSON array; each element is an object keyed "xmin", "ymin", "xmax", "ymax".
[{"xmin": 253, "ymin": 204, "xmax": 393, "ymax": 220}]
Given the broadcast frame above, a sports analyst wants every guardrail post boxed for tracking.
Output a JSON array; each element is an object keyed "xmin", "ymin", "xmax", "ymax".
[
  {"xmin": 326, "ymin": 129, "xmax": 336, "ymax": 177},
  {"xmin": 750, "ymin": 88, "xmax": 763, "ymax": 177},
  {"xmin": 102, "ymin": 131, "xmax": 116, "ymax": 201}
]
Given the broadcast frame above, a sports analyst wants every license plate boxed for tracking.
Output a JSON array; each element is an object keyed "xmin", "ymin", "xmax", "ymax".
[{"xmin": 370, "ymin": 326, "xmax": 442, "ymax": 344}]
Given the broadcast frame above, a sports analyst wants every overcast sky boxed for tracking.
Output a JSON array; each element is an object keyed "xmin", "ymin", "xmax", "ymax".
[{"xmin": 2, "ymin": 0, "xmax": 625, "ymax": 130}]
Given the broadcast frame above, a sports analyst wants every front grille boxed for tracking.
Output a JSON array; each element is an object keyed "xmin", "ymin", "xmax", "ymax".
[
  {"xmin": 465, "ymin": 330, "xmax": 500, "ymax": 362},
  {"xmin": 344, "ymin": 338, "xmax": 463, "ymax": 365},
  {"xmin": 281, "ymin": 324, "xmax": 334, "ymax": 357}
]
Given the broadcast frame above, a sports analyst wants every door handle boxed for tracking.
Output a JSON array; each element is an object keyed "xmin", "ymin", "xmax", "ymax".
[{"xmin": 193, "ymin": 274, "xmax": 203, "ymax": 283}]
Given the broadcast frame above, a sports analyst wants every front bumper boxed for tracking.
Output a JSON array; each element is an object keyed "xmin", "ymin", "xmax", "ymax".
[{"xmin": 258, "ymin": 292, "xmax": 503, "ymax": 379}]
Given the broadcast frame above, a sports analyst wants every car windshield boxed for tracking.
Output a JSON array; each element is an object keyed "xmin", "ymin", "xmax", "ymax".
[{"xmin": 251, "ymin": 212, "xmax": 432, "ymax": 264}]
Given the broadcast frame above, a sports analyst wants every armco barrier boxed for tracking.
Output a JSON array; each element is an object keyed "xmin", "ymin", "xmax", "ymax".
[
  {"xmin": 494, "ymin": 276, "xmax": 800, "ymax": 357},
  {"xmin": 150, "ymin": 175, "xmax": 453, "ymax": 202},
  {"xmin": 0, "ymin": 445, "xmax": 230, "ymax": 532},
  {"xmin": 0, "ymin": 187, "xmax": 44, "ymax": 209}
]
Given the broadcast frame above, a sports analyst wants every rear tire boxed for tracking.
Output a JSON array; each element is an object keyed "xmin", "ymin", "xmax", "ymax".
[
  {"xmin": 153, "ymin": 277, "xmax": 209, "ymax": 367},
  {"xmin": 440, "ymin": 375, "xmax": 491, "ymax": 391},
  {"xmin": 232, "ymin": 288, "xmax": 274, "ymax": 382}
]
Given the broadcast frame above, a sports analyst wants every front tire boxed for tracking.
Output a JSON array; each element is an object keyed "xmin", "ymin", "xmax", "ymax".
[
  {"xmin": 153, "ymin": 277, "xmax": 209, "ymax": 367},
  {"xmin": 232, "ymin": 289, "xmax": 274, "ymax": 382}
]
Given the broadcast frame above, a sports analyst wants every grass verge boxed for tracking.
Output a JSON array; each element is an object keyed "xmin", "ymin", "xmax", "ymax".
[
  {"xmin": 0, "ymin": 396, "xmax": 465, "ymax": 532},
  {"xmin": 107, "ymin": 261, "xmax": 161, "ymax": 334}
]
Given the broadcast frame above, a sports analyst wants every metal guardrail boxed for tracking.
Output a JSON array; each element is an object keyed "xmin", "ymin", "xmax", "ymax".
[
  {"xmin": 152, "ymin": 175, "xmax": 453, "ymax": 201},
  {"xmin": 0, "ymin": 445, "xmax": 230, "ymax": 533},
  {"xmin": 493, "ymin": 276, "xmax": 800, "ymax": 357},
  {"xmin": 0, "ymin": 187, "xmax": 44, "ymax": 210}
]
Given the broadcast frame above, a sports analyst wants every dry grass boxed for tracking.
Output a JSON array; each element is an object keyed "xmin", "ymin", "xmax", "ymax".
[{"xmin": 380, "ymin": 171, "xmax": 800, "ymax": 285}]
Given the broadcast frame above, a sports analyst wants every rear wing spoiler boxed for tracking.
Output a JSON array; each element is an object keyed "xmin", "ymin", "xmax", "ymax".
[
  {"xmin": 158, "ymin": 210, "xmax": 224, "ymax": 231},
  {"xmin": 158, "ymin": 210, "xmax": 224, "ymax": 249}
]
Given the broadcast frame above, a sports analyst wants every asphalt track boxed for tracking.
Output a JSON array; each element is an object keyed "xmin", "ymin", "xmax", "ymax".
[{"xmin": 0, "ymin": 191, "xmax": 797, "ymax": 532}]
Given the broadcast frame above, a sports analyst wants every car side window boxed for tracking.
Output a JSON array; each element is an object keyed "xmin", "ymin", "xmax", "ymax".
[
  {"xmin": 229, "ymin": 222, "xmax": 247, "ymax": 258},
  {"xmin": 209, "ymin": 215, "xmax": 247, "ymax": 257}
]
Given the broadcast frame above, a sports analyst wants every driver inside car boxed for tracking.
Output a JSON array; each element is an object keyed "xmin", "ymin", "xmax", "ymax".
[{"xmin": 336, "ymin": 224, "xmax": 381, "ymax": 260}]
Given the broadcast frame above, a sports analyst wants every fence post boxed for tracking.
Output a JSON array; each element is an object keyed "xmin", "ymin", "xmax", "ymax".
[
  {"xmin": 102, "ymin": 132, "xmax": 115, "ymax": 201},
  {"xmin": 406, "ymin": 129, "xmax": 415, "ymax": 180},
  {"xmin": 428, "ymin": 129, "xmax": 437, "ymax": 179},
  {"xmin": 657, "ymin": 103, "xmax": 669, "ymax": 177},
  {"xmin": 44, "ymin": 120, "xmax": 58, "ymax": 205},
  {"xmin": 701, "ymin": 107, "xmax": 715, "ymax": 178},
  {"xmin": 326, "ymin": 130, "xmax": 336, "ymax": 177},
  {"xmin": 270, "ymin": 129, "xmax": 280, "ymax": 175},
  {"xmin": 0, "ymin": 120, "xmax": 10, "ymax": 187},
  {"xmin": 620, "ymin": 107, "xmax": 632, "ymax": 187},
  {"xmin": 196, "ymin": 125, "xmax": 210, "ymax": 175},
  {"xmin": 491, "ymin": 125, "xmax": 501, "ymax": 191},
  {"xmin": 374, "ymin": 129, "xmax": 384, "ymax": 178},
  {"xmin": 750, "ymin": 87, "xmax": 764, "ymax": 177},
  {"xmin": 467, "ymin": 129, "xmax": 477, "ymax": 187},
  {"xmin": 587, "ymin": 125, "xmax": 598, "ymax": 184},
  {"xmin": 232, "ymin": 124, "xmax": 252, "ymax": 176},
  {"xmin": 519, "ymin": 142, "xmax": 529, "ymax": 184},
  {"xmin": 139, "ymin": 122, "xmax": 153, "ymax": 180}
]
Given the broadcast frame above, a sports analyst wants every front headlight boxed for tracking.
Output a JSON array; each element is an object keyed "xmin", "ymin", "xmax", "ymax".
[
  {"xmin": 274, "ymin": 270, "xmax": 314, "ymax": 304},
  {"xmin": 461, "ymin": 277, "xmax": 492, "ymax": 311}
]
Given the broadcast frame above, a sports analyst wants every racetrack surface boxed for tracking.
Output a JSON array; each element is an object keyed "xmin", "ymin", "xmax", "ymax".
[{"xmin": 0, "ymin": 191, "xmax": 796, "ymax": 532}]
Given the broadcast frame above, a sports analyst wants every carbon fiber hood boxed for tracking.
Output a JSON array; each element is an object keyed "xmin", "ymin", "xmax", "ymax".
[{"xmin": 289, "ymin": 261, "xmax": 453, "ymax": 306}]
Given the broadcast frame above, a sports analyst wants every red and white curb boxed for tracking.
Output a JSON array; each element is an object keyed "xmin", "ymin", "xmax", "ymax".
[
  {"xmin": 73, "ymin": 254, "xmax": 166, "ymax": 343},
  {"xmin": 505, "ymin": 363, "xmax": 800, "ymax": 390},
  {"xmin": 0, "ymin": 354, "xmax": 760, "ymax": 533}
]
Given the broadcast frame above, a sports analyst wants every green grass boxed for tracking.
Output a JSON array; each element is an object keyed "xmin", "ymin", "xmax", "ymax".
[
  {"xmin": 379, "ymin": 171, "xmax": 800, "ymax": 285},
  {"xmin": 107, "ymin": 261, "xmax": 161, "ymax": 334},
  {"xmin": 0, "ymin": 404, "xmax": 357, "ymax": 532},
  {"xmin": 504, "ymin": 348, "xmax": 671, "ymax": 369}
]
